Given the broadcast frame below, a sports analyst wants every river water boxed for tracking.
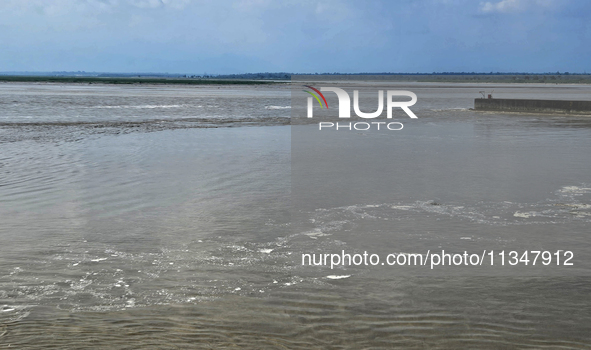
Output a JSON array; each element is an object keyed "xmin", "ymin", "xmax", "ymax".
[{"xmin": 0, "ymin": 81, "xmax": 590, "ymax": 348}]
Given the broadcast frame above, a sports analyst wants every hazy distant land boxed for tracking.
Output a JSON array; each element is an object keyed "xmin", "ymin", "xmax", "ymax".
[
  {"xmin": 1, "ymin": 72, "xmax": 591, "ymax": 85},
  {"xmin": 0, "ymin": 75, "xmax": 274, "ymax": 85}
]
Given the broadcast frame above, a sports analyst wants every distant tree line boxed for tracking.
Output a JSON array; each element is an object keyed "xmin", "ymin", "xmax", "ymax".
[{"xmin": 1, "ymin": 71, "xmax": 589, "ymax": 81}]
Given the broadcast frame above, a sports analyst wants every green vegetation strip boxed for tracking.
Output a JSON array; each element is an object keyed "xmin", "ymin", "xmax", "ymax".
[{"xmin": 0, "ymin": 76, "xmax": 274, "ymax": 85}]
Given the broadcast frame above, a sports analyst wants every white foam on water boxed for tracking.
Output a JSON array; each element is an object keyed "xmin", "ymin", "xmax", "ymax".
[
  {"xmin": 390, "ymin": 205, "xmax": 414, "ymax": 210},
  {"xmin": 326, "ymin": 275, "xmax": 351, "ymax": 280},
  {"xmin": 89, "ymin": 105, "xmax": 184, "ymax": 109},
  {"xmin": 265, "ymin": 106, "xmax": 291, "ymax": 109},
  {"xmin": 304, "ymin": 229, "xmax": 330, "ymax": 239},
  {"xmin": 1, "ymin": 306, "xmax": 15, "ymax": 313},
  {"xmin": 429, "ymin": 107, "xmax": 469, "ymax": 112},
  {"xmin": 559, "ymin": 186, "xmax": 591, "ymax": 194},
  {"xmin": 3, "ymin": 183, "xmax": 588, "ymax": 316},
  {"xmin": 0, "ymin": 305, "xmax": 32, "ymax": 322}
]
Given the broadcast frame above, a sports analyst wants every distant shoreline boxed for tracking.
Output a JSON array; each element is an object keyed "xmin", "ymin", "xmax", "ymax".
[
  {"xmin": 0, "ymin": 75, "xmax": 276, "ymax": 85},
  {"xmin": 293, "ymin": 74, "xmax": 591, "ymax": 84},
  {"xmin": 3, "ymin": 74, "xmax": 591, "ymax": 85}
]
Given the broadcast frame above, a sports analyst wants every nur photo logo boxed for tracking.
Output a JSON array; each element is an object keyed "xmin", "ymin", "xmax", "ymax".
[{"xmin": 303, "ymin": 86, "xmax": 418, "ymax": 131}]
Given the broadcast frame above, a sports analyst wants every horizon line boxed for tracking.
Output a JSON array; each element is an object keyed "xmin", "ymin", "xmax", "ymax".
[{"xmin": 0, "ymin": 71, "xmax": 589, "ymax": 76}]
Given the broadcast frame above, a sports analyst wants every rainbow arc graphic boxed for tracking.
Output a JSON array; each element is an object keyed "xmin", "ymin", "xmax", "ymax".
[{"xmin": 302, "ymin": 85, "xmax": 328, "ymax": 109}]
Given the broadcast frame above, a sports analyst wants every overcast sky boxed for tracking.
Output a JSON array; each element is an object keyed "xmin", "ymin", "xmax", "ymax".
[{"xmin": 0, "ymin": 0, "xmax": 589, "ymax": 74}]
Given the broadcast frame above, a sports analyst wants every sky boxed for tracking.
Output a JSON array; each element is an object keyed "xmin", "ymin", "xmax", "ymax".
[{"xmin": 0, "ymin": 0, "xmax": 589, "ymax": 74}]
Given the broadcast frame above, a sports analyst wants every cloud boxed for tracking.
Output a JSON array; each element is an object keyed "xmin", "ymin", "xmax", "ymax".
[
  {"xmin": 479, "ymin": 0, "xmax": 553, "ymax": 14},
  {"xmin": 0, "ymin": 0, "xmax": 586, "ymax": 73}
]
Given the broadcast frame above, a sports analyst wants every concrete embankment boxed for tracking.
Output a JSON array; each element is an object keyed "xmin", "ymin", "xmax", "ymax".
[{"xmin": 474, "ymin": 98, "xmax": 591, "ymax": 114}]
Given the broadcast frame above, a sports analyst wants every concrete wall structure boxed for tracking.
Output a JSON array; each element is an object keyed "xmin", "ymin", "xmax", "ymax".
[{"xmin": 474, "ymin": 98, "xmax": 591, "ymax": 114}]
